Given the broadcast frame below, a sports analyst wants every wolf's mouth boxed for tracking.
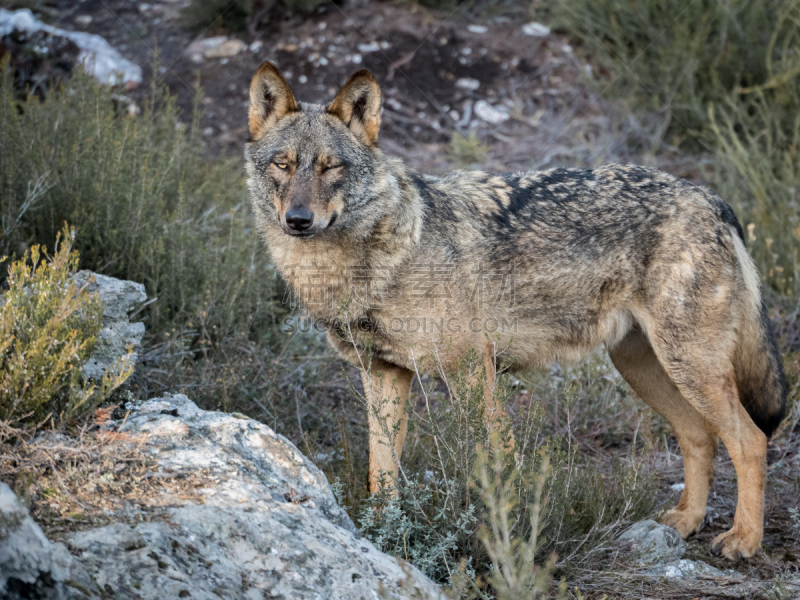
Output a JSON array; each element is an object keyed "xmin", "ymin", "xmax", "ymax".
[{"xmin": 286, "ymin": 230, "xmax": 316, "ymax": 238}]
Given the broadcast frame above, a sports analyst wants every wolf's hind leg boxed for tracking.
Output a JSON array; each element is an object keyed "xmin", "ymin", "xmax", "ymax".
[
  {"xmin": 361, "ymin": 361, "xmax": 413, "ymax": 494},
  {"xmin": 472, "ymin": 344, "xmax": 516, "ymax": 455},
  {"xmin": 645, "ymin": 332, "xmax": 766, "ymax": 560},
  {"xmin": 608, "ymin": 327, "xmax": 716, "ymax": 538}
]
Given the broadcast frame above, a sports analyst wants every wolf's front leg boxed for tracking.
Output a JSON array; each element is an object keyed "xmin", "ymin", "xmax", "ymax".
[
  {"xmin": 360, "ymin": 361, "xmax": 413, "ymax": 494},
  {"xmin": 472, "ymin": 344, "xmax": 516, "ymax": 454}
]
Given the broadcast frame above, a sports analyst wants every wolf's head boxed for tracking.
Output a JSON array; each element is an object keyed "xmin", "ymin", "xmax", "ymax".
[{"xmin": 244, "ymin": 62, "xmax": 385, "ymax": 239}]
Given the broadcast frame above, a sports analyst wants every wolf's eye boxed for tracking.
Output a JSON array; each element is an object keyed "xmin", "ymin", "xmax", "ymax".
[
  {"xmin": 273, "ymin": 162, "xmax": 288, "ymax": 170},
  {"xmin": 322, "ymin": 164, "xmax": 343, "ymax": 173}
]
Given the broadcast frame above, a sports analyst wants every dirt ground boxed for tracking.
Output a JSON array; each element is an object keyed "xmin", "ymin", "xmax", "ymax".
[
  {"xmin": 33, "ymin": 0, "xmax": 698, "ymax": 176},
  {"xmin": 6, "ymin": 1, "xmax": 800, "ymax": 598}
]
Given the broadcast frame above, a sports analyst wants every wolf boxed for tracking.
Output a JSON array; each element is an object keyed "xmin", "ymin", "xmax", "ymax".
[{"xmin": 244, "ymin": 62, "xmax": 786, "ymax": 561}]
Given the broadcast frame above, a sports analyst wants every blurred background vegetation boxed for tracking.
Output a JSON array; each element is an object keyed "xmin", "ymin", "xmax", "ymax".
[
  {"xmin": 2, "ymin": 0, "xmax": 800, "ymax": 596},
  {"xmin": 552, "ymin": 0, "xmax": 800, "ymax": 298}
]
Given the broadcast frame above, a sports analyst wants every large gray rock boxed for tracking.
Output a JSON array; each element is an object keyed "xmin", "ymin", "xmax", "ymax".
[
  {"xmin": 6, "ymin": 394, "xmax": 444, "ymax": 599},
  {"xmin": 0, "ymin": 9, "xmax": 142, "ymax": 86},
  {"xmin": 615, "ymin": 519, "xmax": 686, "ymax": 567},
  {"xmin": 72, "ymin": 271, "xmax": 146, "ymax": 381},
  {"xmin": 0, "ymin": 483, "xmax": 73, "ymax": 599}
]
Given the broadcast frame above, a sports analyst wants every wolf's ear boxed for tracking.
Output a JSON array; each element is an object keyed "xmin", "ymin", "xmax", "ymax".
[
  {"xmin": 249, "ymin": 62, "xmax": 299, "ymax": 142},
  {"xmin": 328, "ymin": 70, "xmax": 381, "ymax": 146}
]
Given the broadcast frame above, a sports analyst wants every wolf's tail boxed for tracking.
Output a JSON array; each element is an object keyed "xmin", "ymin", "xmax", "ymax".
[{"xmin": 729, "ymin": 229, "xmax": 787, "ymax": 438}]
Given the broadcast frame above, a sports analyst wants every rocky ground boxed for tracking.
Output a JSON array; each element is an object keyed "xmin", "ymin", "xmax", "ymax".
[
  {"xmin": 5, "ymin": 390, "xmax": 796, "ymax": 599},
  {"xmin": 1, "ymin": 393, "xmax": 445, "ymax": 599},
  {"xmin": 8, "ymin": 0, "xmax": 695, "ymax": 176}
]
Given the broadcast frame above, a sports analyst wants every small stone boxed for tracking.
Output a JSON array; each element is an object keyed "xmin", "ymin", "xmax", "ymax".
[
  {"xmin": 75, "ymin": 15, "xmax": 92, "ymax": 27},
  {"xmin": 249, "ymin": 40, "xmax": 263, "ymax": 53},
  {"xmin": 522, "ymin": 22, "xmax": 550, "ymax": 37},
  {"xmin": 474, "ymin": 100, "xmax": 509, "ymax": 124},
  {"xmin": 704, "ymin": 505, "xmax": 721, "ymax": 526},
  {"xmin": 670, "ymin": 482, "xmax": 685, "ymax": 492},
  {"xmin": 616, "ymin": 520, "xmax": 686, "ymax": 567},
  {"xmin": 455, "ymin": 77, "xmax": 480, "ymax": 91},
  {"xmin": 357, "ymin": 42, "xmax": 380, "ymax": 53},
  {"xmin": 385, "ymin": 98, "xmax": 402, "ymax": 111},
  {"xmin": 205, "ymin": 39, "xmax": 246, "ymax": 58},
  {"xmin": 351, "ymin": 53, "xmax": 362, "ymax": 64},
  {"xmin": 185, "ymin": 35, "xmax": 227, "ymax": 62},
  {"xmin": 467, "ymin": 24, "xmax": 487, "ymax": 34},
  {"xmin": 649, "ymin": 558, "xmax": 731, "ymax": 580}
]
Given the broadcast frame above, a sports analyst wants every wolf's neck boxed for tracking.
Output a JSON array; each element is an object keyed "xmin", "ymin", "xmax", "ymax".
[
  {"xmin": 359, "ymin": 157, "xmax": 423, "ymax": 271},
  {"xmin": 271, "ymin": 157, "xmax": 422, "ymax": 320}
]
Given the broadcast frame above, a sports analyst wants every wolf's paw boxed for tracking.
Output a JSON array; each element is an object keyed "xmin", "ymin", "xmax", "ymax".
[
  {"xmin": 661, "ymin": 508, "xmax": 704, "ymax": 538},
  {"xmin": 710, "ymin": 527, "xmax": 761, "ymax": 560}
]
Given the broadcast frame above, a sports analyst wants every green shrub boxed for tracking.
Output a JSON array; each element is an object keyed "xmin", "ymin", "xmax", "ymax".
[
  {"xmin": 709, "ymin": 92, "xmax": 800, "ymax": 296},
  {"xmin": 447, "ymin": 131, "xmax": 489, "ymax": 169},
  {"xmin": 1, "ymin": 60, "xmax": 276, "ymax": 333},
  {"xmin": 181, "ymin": 0, "xmax": 328, "ymax": 32},
  {"xmin": 0, "ymin": 57, "xmax": 307, "ymax": 417},
  {"xmin": 0, "ymin": 227, "xmax": 131, "ymax": 427},
  {"xmin": 553, "ymin": 0, "xmax": 791, "ymax": 141},
  {"xmin": 706, "ymin": 2, "xmax": 800, "ymax": 296},
  {"xmin": 181, "ymin": 0, "xmax": 253, "ymax": 31},
  {"xmin": 472, "ymin": 447, "xmax": 557, "ymax": 599}
]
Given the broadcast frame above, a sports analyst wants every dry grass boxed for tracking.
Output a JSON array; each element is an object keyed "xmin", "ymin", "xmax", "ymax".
[{"xmin": 0, "ymin": 406, "xmax": 215, "ymax": 539}]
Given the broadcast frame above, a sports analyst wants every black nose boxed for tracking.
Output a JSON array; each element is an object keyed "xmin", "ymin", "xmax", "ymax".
[{"xmin": 285, "ymin": 207, "xmax": 314, "ymax": 231}]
